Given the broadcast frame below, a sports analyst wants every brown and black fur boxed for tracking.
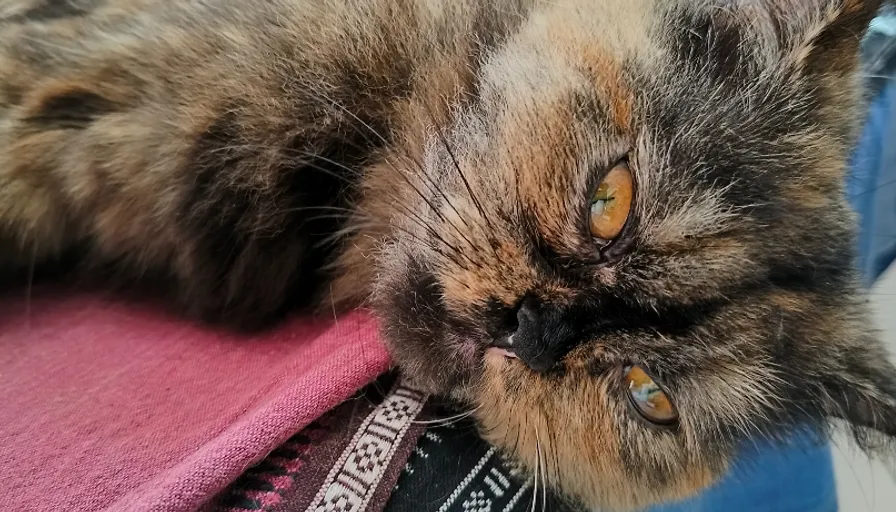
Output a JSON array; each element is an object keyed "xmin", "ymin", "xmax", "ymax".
[{"xmin": 2, "ymin": 0, "xmax": 896, "ymax": 510}]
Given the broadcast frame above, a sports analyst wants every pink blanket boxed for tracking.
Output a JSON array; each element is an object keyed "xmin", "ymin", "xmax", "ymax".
[{"xmin": 0, "ymin": 291, "xmax": 391, "ymax": 511}]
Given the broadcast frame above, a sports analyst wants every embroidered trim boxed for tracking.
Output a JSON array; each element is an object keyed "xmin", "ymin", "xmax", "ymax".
[
  {"xmin": 501, "ymin": 482, "xmax": 531, "ymax": 512},
  {"xmin": 435, "ymin": 449, "xmax": 537, "ymax": 512},
  {"xmin": 305, "ymin": 381, "xmax": 427, "ymax": 512},
  {"xmin": 436, "ymin": 448, "xmax": 496, "ymax": 512}
]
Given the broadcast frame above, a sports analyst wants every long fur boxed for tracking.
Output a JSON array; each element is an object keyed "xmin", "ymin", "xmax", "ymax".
[{"xmin": 1, "ymin": 1, "xmax": 894, "ymax": 510}]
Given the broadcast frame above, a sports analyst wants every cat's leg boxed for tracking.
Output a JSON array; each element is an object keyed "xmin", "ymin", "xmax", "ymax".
[{"xmin": 0, "ymin": 2, "xmax": 390, "ymax": 327}]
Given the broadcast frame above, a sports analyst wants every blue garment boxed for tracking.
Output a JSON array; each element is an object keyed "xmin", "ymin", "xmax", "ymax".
[
  {"xmin": 851, "ymin": 79, "xmax": 896, "ymax": 285},
  {"xmin": 854, "ymin": 7, "xmax": 896, "ymax": 284},
  {"xmin": 650, "ymin": 435, "xmax": 837, "ymax": 512},
  {"xmin": 646, "ymin": 31, "xmax": 896, "ymax": 512}
]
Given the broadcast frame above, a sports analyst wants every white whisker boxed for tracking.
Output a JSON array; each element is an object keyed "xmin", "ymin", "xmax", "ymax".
[
  {"xmin": 532, "ymin": 424, "xmax": 543, "ymax": 512},
  {"xmin": 412, "ymin": 406, "xmax": 480, "ymax": 427}
]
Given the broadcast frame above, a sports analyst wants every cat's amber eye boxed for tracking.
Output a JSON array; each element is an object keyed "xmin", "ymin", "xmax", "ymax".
[
  {"xmin": 624, "ymin": 365, "xmax": 679, "ymax": 426},
  {"xmin": 590, "ymin": 163, "xmax": 633, "ymax": 241}
]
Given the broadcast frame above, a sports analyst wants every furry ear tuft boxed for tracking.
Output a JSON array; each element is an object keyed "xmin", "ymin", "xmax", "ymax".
[
  {"xmin": 828, "ymin": 383, "xmax": 896, "ymax": 440},
  {"xmin": 795, "ymin": 0, "xmax": 884, "ymax": 74},
  {"xmin": 822, "ymin": 348, "xmax": 896, "ymax": 443},
  {"xmin": 716, "ymin": 0, "xmax": 885, "ymax": 142},
  {"xmin": 732, "ymin": 0, "xmax": 883, "ymax": 73}
]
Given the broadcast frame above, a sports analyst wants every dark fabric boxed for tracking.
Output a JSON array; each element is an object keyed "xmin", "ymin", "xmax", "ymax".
[
  {"xmin": 209, "ymin": 376, "xmax": 578, "ymax": 512},
  {"xmin": 383, "ymin": 417, "xmax": 578, "ymax": 512},
  {"xmin": 208, "ymin": 375, "xmax": 429, "ymax": 512}
]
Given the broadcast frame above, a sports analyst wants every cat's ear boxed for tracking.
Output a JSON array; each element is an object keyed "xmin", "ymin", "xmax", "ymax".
[
  {"xmin": 736, "ymin": 0, "xmax": 883, "ymax": 74},
  {"xmin": 820, "ymin": 341, "xmax": 896, "ymax": 442}
]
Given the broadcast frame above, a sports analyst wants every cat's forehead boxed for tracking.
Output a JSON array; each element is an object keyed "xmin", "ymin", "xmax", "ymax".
[
  {"xmin": 476, "ymin": 0, "xmax": 723, "ymax": 136},
  {"xmin": 481, "ymin": 0, "xmax": 804, "ymax": 107},
  {"xmin": 528, "ymin": 0, "xmax": 663, "ymax": 54},
  {"xmin": 483, "ymin": 0, "xmax": 659, "ymax": 97}
]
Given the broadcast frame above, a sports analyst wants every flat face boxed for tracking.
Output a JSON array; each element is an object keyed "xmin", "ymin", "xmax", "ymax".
[
  {"xmin": 0, "ymin": 0, "xmax": 890, "ymax": 510},
  {"xmin": 373, "ymin": 1, "xmax": 894, "ymax": 509}
]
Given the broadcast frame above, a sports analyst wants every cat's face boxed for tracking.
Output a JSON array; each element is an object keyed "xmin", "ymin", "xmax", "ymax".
[{"xmin": 374, "ymin": 0, "xmax": 896, "ymax": 509}]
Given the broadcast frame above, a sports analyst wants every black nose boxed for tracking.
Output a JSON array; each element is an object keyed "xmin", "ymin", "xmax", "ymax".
[{"xmin": 511, "ymin": 297, "xmax": 580, "ymax": 373}]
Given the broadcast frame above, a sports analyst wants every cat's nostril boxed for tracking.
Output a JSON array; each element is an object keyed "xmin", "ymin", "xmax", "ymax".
[
  {"xmin": 498, "ymin": 296, "xmax": 538, "ymax": 341},
  {"xmin": 501, "ymin": 304, "xmax": 520, "ymax": 336},
  {"xmin": 516, "ymin": 297, "xmax": 540, "ymax": 331},
  {"xmin": 508, "ymin": 297, "xmax": 576, "ymax": 373},
  {"xmin": 490, "ymin": 296, "xmax": 574, "ymax": 373},
  {"xmin": 512, "ymin": 297, "xmax": 545, "ymax": 351},
  {"xmin": 485, "ymin": 298, "xmax": 520, "ymax": 342}
]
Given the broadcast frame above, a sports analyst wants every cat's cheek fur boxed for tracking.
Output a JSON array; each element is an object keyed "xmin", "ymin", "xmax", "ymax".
[
  {"xmin": 474, "ymin": 360, "xmax": 723, "ymax": 511},
  {"xmin": 371, "ymin": 243, "xmax": 482, "ymax": 397}
]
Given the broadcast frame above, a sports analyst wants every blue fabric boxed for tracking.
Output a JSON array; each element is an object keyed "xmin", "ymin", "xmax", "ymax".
[
  {"xmin": 646, "ymin": 67, "xmax": 896, "ymax": 512},
  {"xmin": 650, "ymin": 435, "xmax": 837, "ymax": 512},
  {"xmin": 850, "ymin": 81, "xmax": 896, "ymax": 285}
]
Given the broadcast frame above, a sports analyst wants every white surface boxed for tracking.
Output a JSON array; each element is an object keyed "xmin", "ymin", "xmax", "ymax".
[{"xmin": 834, "ymin": 266, "xmax": 896, "ymax": 511}]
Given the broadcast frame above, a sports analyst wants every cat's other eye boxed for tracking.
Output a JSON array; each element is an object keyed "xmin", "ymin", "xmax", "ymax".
[
  {"xmin": 590, "ymin": 162, "xmax": 633, "ymax": 241},
  {"xmin": 624, "ymin": 365, "xmax": 679, "ymax": 427}
]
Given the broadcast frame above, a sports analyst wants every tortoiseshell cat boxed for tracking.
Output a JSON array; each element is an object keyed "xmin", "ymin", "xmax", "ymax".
[{"xmin": 2, "ymin": 0, "xmax": 896, "ymax": 509}]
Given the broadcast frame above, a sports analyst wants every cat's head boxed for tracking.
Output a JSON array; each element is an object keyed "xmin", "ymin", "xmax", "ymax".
[{"xmin": 374, "ymin": 0, "xmax": 896, "ymax": 509}]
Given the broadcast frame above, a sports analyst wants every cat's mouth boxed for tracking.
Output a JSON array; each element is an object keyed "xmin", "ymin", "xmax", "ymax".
[{"xmin": 487, "ymin": 335, "xmax": 519, "ymax": 359}]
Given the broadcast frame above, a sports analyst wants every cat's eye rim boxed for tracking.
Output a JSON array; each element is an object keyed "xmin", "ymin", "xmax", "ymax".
[
  {"xmin": 586, "ymin": 155, "xmax": 636, "ymax": 260},
  {"xmin": 621, "ymin": 365, "xmax": 680, "ymax": 430}
]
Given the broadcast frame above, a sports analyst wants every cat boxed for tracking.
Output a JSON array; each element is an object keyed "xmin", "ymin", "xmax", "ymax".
[{"xmin": 1, "ymin": 0, "xmax": 895, "ymax": 510}]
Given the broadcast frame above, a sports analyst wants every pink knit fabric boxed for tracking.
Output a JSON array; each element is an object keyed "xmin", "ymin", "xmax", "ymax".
[{"xmin": 0, "ymin": 290, "xmax": 391, "ymax": 511}]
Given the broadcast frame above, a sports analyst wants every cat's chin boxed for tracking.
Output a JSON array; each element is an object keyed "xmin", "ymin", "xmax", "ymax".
[
  {"xmin": 486, "ymin": 346, "xmax": 519, "ymax": 360},
  {"xmin": 382, "ymin": 338, "xmax": 485, "ymax": 401},
  {"xmin": 403, "ymin": 344, "xmax": 522, "ymax": 400}
]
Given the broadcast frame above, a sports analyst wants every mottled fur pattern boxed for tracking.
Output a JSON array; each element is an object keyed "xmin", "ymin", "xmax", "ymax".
[{"xmin": 1, "ymin": 0, "xmax": 895, "ymax": 510}]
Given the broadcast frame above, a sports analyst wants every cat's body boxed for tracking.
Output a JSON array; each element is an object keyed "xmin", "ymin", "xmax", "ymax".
[
  {"xmin": 2, "ymin": 1, "xmax": 896, "ymax": 510},
  {"xmin": 0, "ymin": 0, "xmax": 509, "ymax": 324}
]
